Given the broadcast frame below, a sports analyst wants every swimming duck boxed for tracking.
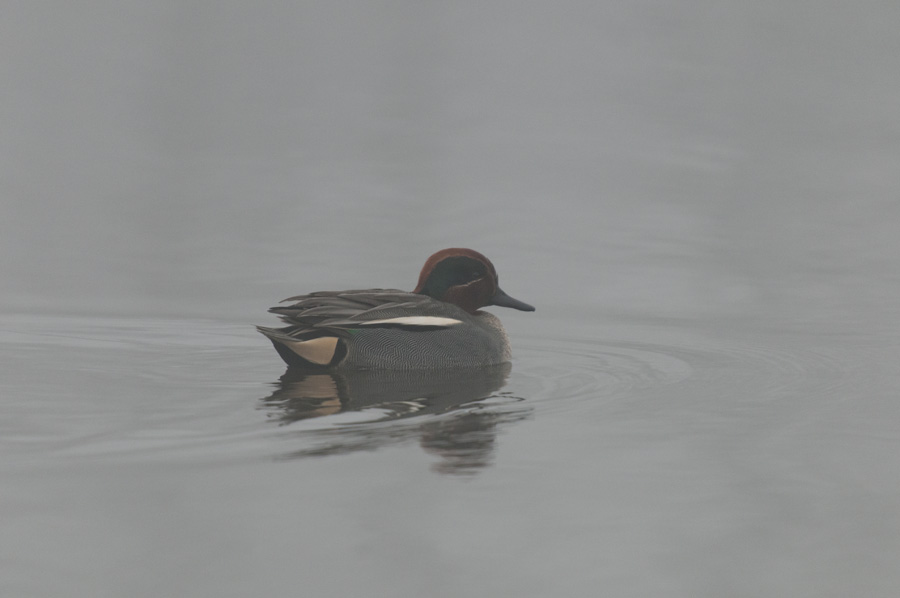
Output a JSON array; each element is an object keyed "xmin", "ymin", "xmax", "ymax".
[{"xmin": 257, "ymin": 248, "xmax": 534, "ymax": 369}]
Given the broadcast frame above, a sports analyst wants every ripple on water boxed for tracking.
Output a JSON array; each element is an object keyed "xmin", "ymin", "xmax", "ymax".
[{"xmin": 510, "ymin": 328, "xmax": 849, "ymax": 416}]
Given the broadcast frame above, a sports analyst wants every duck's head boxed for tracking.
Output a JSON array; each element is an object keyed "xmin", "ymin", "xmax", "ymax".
[{"xmin": 413, "ymin": 248, "xmax": 535, "ymax": 315}]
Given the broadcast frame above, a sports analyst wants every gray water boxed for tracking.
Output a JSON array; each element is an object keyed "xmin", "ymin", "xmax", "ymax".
[{"xmin": 3, "ymin": 2, "xmax": 900, "ymax": 597}]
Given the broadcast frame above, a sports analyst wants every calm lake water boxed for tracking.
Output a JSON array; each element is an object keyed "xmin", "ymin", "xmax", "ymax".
[{"xmin": 3, "ymin": 2, "xmax": 900, "ymax": 597}]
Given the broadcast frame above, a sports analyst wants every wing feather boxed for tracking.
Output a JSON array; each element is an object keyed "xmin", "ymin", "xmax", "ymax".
[{"xmin": 263, "ymin": 289, "xmax": 468, "ymax": 337}]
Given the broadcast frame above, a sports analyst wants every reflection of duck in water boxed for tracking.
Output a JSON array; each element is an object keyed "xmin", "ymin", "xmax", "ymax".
[
  {"xmin": 262, "ymin": 364, "xmax": 512, "ymax": 423},
  {"xmin": 257, "ymin": 248, "xmax": 534, "ymax": 369},
  {"xmin": 260, "ymin": 364, "xmax": 531, "ymax": 474}
]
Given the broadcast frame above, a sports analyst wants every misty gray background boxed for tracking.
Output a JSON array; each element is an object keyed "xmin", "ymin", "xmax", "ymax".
[{"xmin": 2, "ymin": 2, "xmax": 900, "ymax": 597}]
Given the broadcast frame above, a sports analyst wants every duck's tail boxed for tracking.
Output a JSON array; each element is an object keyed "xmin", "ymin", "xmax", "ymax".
[{"xmin": 256, "ymin": 326, "xmax": 343, "ymax": 368}]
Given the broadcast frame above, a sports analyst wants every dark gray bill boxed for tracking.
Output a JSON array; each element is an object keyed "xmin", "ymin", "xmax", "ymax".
[{"xmin": 491, "ymin": 287, "xmax": 536, "ymax": 312}]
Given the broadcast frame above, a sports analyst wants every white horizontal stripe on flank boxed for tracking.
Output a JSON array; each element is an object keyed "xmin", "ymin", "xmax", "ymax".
[{"xmin": 361, "ymin": 316, "xmax": 462, "ymax": 327}]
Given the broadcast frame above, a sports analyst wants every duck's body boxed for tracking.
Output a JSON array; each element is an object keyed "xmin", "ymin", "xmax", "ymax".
[
  {"xmin": 258, "ymin": 289, "xmax": 512, "ymax": 369},
  {"xmin": 257, "ymin": 248, "xmax": 534, "ymax": 370}
]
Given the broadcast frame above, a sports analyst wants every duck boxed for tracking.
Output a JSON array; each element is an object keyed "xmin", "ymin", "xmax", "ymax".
[{"xmin": 257, "ymin": 248, "xmax": 535, "ymax": 369}]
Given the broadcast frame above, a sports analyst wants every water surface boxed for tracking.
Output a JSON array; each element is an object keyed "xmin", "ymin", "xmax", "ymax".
[{"xmin": 3, "ymin": 2, "xmax": 900, "ymax": 597}]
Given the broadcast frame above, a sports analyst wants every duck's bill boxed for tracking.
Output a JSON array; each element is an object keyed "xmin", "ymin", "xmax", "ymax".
[{"xmin": 491, "ymin": 287, "xmax": 536, "ymax": 312}]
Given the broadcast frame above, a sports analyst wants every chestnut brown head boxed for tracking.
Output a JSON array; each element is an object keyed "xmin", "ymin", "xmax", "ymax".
[{"xmin": 413, "ymin": 248, "xmax": 535, "ymax": 315}]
